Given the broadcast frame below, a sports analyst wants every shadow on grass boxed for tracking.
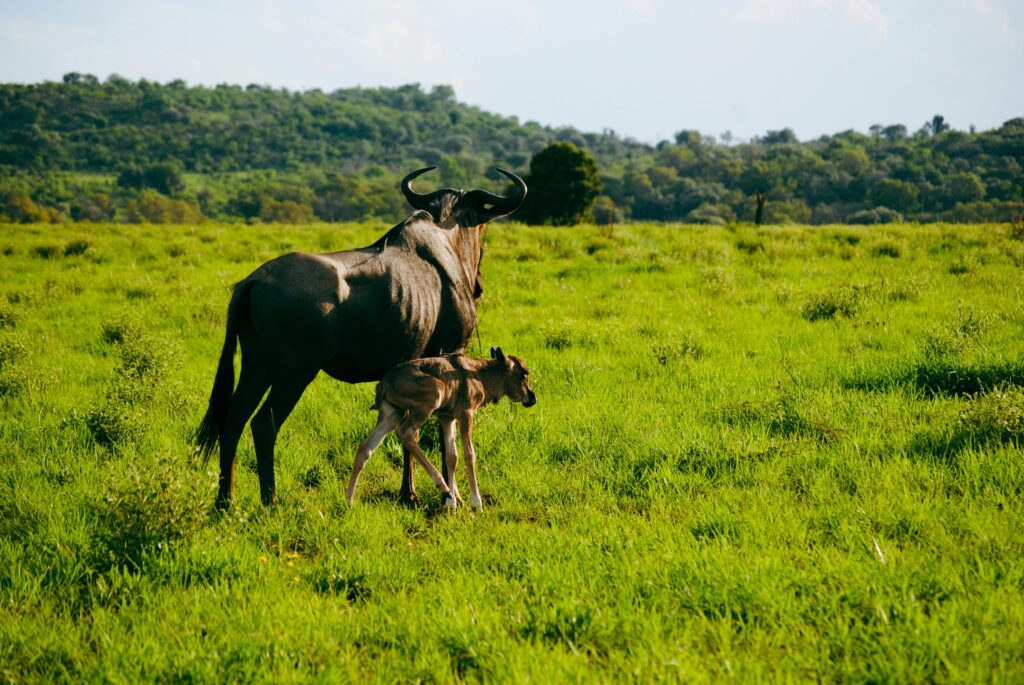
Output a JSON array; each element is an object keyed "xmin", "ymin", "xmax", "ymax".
[{"xmin": 845, "ymin": 359, "xmax": 1024, "ymax": 397}]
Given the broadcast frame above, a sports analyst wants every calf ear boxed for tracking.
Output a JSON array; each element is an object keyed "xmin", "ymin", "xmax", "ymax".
[
  {"xmin": 492, "ymin": 347, "xmax": 506, "ymax": 363},
  {"xmin": 490, "ymin": 347, "xmax": 498, "ymax": 359}
]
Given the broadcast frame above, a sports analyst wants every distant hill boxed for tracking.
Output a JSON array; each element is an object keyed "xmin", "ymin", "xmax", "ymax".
[{"xmin": 1, "ymin": 74, "xmax": 1022, "ymax": 224}]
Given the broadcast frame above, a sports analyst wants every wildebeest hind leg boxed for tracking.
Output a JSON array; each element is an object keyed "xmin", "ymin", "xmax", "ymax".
[
  {"xmin": 216, "ymin": 367, "xmax": 270, "ymax": 509},
  {"xmin": 250, "ymin": 373, "xmax": 315, "ymax": 506}
]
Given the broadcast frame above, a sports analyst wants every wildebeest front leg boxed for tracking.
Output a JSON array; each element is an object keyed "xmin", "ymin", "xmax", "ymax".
[{"xmin": 458, "ymin": 414, "xmax": 483, "ymax": 512}]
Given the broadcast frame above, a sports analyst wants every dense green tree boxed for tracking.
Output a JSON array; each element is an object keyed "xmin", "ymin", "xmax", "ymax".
[
  {"xmin": 941, "ymin": 172, "xmax": 986, "ymax": 207},
  {"xmin": 518, "ymin": 142, "xmax": 602, "ymax": 226},
  {"xmin": 869, "ymin": 178, "xmax": 920, "ymax": 213}
]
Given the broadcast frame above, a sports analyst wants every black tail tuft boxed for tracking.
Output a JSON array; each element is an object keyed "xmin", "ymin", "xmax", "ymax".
[{"xmin": 193, "ymin": 281, "xmax": 250, "ymax": 464}]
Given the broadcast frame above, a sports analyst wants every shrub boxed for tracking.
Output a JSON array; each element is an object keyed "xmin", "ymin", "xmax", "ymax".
[
  {"xmin": 32, "ymin": 242, "xmax": 63, "ymax": 259},
  {"xmin": 1010, "ymin": 218, "xmax": 1024, "ymax": 241},
  {"xmin": 723, "ymin": 388, "xmax": 840, "ymax": 443},
  {"xmin": 948, "ymin": 252, "xmax": 980, "ymax": 275},
  {"xmin": 923, "ymin": 308, "xmax": 987, "ymax": 360},
  {"xmin": 0, "ymin": 304, "xmax": 15, "ymax": 330},
  {"xmin": 0, "ymin": 335, "xmax": 28, "ymax": 396},
  {"xmin": 0, "ymin": 336, "xmax": 27, "ymax": 370},
  {"xmin": 801, "ymin": 287, "xmax": 861, "ymax": 321},
  {"xmin": 871, "ymin": 240, "xmax": 903, "ymax": 258},
  {"xmin": 542, "ymin": 322, "xmax": 594, "ymax": 350},
  {"xmin": 653, "ymin": 334, "xmax": 704, "ymax": 364},
  {"xmin": 848, "ymin": 207, "xmax": 903, "ymax": 225},
  {"xmin": 100, "ymin": 313, "xmax": 143, "ymax": 346},
  {"xmin": 86, "ymin": 319, "xmax": 180, "ymax": 447},
  {"xmin": 92, "ymin": 461, "xmax": 210, "ymax": 571},
  {"xmin": 63, "ymin": 239, "xmax": 91, "ymax": 257},
  {"xmin": 84, "ymin": 402, "xmax": 143, "ymax": 448},
  {"xmin": 122, "ymin": 191, "xmax": 201, "ymax": 224},
  {"xmin": 955, "ymin": 385, "xmax": 1024, "ymax": 445}
]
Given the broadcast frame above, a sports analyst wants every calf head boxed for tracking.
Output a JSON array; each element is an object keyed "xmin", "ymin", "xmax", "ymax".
[{"xmin": 491, "ymin": 347, "xmax": 536, "ymax": 408}]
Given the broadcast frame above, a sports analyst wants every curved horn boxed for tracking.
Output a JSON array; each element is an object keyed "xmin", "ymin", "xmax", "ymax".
[
  {"xmin": 401, "ymin": 166, "xmax": 437, "ymax": 209},
  {"xmin": 471, "ymin": 168, "xmax": 528, "ymax": 215}
]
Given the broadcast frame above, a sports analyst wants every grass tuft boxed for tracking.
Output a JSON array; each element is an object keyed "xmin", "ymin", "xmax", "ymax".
[{"xmin": 800, "ymin": 286, "xmax": 861, "ymax": 321}]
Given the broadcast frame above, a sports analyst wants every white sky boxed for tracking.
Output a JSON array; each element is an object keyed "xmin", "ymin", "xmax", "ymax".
[{"xmin": 1, "ymin": 0, "xmax": 1021, "ymax": 143}]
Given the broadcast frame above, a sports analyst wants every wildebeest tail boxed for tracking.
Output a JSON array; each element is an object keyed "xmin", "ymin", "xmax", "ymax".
[
  {"xmin": 371, "ymin": 382, "xmax": 385, "ymax": 410},
  {"xmin": 193, "ymin": 280, "xmax": 253, "ymax": 463}
]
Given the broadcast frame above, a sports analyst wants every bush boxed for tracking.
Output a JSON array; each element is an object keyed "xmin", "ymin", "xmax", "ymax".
[
  {"xmin": 63, "ymin": 238, "xmax": 92, "ymax": 256},
  {"xmin": 801, "ymin": 287, "xmax": 861, "ymax": 321},
  {"xmin": 870, "ymin": 239, "xmax": 903, "ymax": 258},
  {"xmin": 848, "ymin": 207, "xmax": 903, "ymax": 225},
  {"xmin": 32, "ymin": 242, "xmax": 63, "ymax": 259},
  {"xmin": 86, "ymin": 318, "xmax": 180, "ymax": 447},
  {"xmin": 84, "ymin": 402, "xmax": 143, "ymax": 447},
  {"xmin": 122, "ymin": 191, "xmax": 201, "ymax": 224},
  {"xmin": 591, "ymin": 196, "xmax": 624, "ymax": 225},
  {"xmin": 92, "ymin": 461, "xmax": 210, "ymax": 571},
  {"xmin": 923, "ymin": 308, "xmax": 987, "ymax": 360},
  {"xmin": 260, "ymin": 197, "xmax": 314, "ymax": 224},
  {"xmin": 0, "ymin": 302, "xmax": 15, "ymax": 329},
  {"xmin": 542, "ymin": 322, "xmax": 594, "ymax": 350},
  {"xmin": 956, "ymin": 385, "xmax": 1024, "ymax": 445}
]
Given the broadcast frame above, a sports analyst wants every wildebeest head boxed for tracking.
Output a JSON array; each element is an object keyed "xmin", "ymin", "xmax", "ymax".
[
  {"xmin": 490, "ymin": 346, "xmax": 537, "ymax": 408},
  {"xmin": 402, "ymin": 167, "xmax": 527, "ymax": 229}
]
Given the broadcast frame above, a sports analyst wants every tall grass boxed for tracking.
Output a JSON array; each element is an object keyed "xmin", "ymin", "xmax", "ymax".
[{"xmin": 1, "ymin": 221, "xmax": 1022, "ymax": 682}]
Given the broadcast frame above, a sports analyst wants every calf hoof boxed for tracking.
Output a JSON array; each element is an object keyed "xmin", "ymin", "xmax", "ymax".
[
  {"xmin": 442, "ymin": 493, "xmax": 458, "ymax": 512},
  {"xmin": 398, "ymin": 490, "xmax": 420, "ymax": 507},
  {"xmin": 214, "ymin": 494, "xmax": 232, "ymax": 512}
]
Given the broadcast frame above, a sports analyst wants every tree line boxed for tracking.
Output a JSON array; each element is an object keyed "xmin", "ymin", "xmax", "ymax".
[{"xmin": 1, "ymin": 74, "xmax": 1021, "ymax": 225}]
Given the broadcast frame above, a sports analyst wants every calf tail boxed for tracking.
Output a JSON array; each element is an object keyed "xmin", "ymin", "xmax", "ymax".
[{"xmin": 193, "ymin": 281, "xmax": 252, "ymax": 463}]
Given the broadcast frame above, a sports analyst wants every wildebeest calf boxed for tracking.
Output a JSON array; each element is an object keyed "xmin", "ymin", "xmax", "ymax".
[{"xmin": 346, "ymin": 347, "xmax": 536, "ymax": 510}]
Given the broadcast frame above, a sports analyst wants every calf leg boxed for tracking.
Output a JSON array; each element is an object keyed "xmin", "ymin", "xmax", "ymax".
[
  {"xmin": 440, "ymin": 419, "xmax": 462, "ymax": 505},
  {"xmin": 346, "ymin": 401, "xmax": 400, "ymax": 506},
  {"xmin": 396, "ymin": 413, "xmax": 453, "ymax": 507},
  {"xmin": 458, "ymin": 414, "xmax": 483, "ymax": 512},
  {"xmin": 399, "ymin": 448, "xmax": 418, "ymax": 504}
]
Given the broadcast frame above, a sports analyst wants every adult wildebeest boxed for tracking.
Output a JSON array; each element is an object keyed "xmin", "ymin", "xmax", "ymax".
[
  {"xmin": 194, "ymin": 167, "xmax": 526, "ymax": 509},
  {"xmin": 346, "ymin": 348, "xmax": 536, "ymax": 511}
]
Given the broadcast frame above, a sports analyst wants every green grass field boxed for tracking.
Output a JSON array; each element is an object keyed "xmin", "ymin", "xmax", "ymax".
[{"xmin": 2, "ymin": 220, "xmax": 1023, "ymax": 682}]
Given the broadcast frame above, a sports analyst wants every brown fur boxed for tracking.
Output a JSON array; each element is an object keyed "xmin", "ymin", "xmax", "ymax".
[
  {"xmin": 193, "ymin": 168, "xmax": 526, "ymax": 509},
  {"xmin": 347, "ymin": 348, "xmax": 535, "ymax": 510}
]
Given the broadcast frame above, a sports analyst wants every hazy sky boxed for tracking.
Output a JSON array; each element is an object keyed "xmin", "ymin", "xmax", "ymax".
[{"xmin": 1, "ymin": 0, "xmax": 1021, "ymax": 143}]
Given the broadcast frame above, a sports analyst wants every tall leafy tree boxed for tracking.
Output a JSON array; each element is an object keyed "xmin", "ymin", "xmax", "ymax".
[{"xmin": 518, "ymin": 142, "xmax": 602, "ymax": 226}]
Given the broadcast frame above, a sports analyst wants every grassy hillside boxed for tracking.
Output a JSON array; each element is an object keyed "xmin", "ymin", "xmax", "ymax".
[
  {"xmin": 3, "ymin": 79, "xmax": 1023, "ymax": 224},
  {"xmin": 2, "ymin": 221, "xmax": 1023, "ymax": 681}
]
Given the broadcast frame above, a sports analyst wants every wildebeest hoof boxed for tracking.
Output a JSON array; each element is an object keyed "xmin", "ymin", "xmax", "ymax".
[{"xmin": 442, "ymin": 493, "xmax": 458, "ymax": 511}]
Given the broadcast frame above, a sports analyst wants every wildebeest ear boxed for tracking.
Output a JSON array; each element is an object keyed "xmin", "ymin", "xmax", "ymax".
[
  {"xmin": 490, "ymin": 347, "xmax": 497, "ymax": 359},
  {"xmin": 491, "ymin": 347, "xmax": 506, "ymax": 363}
]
